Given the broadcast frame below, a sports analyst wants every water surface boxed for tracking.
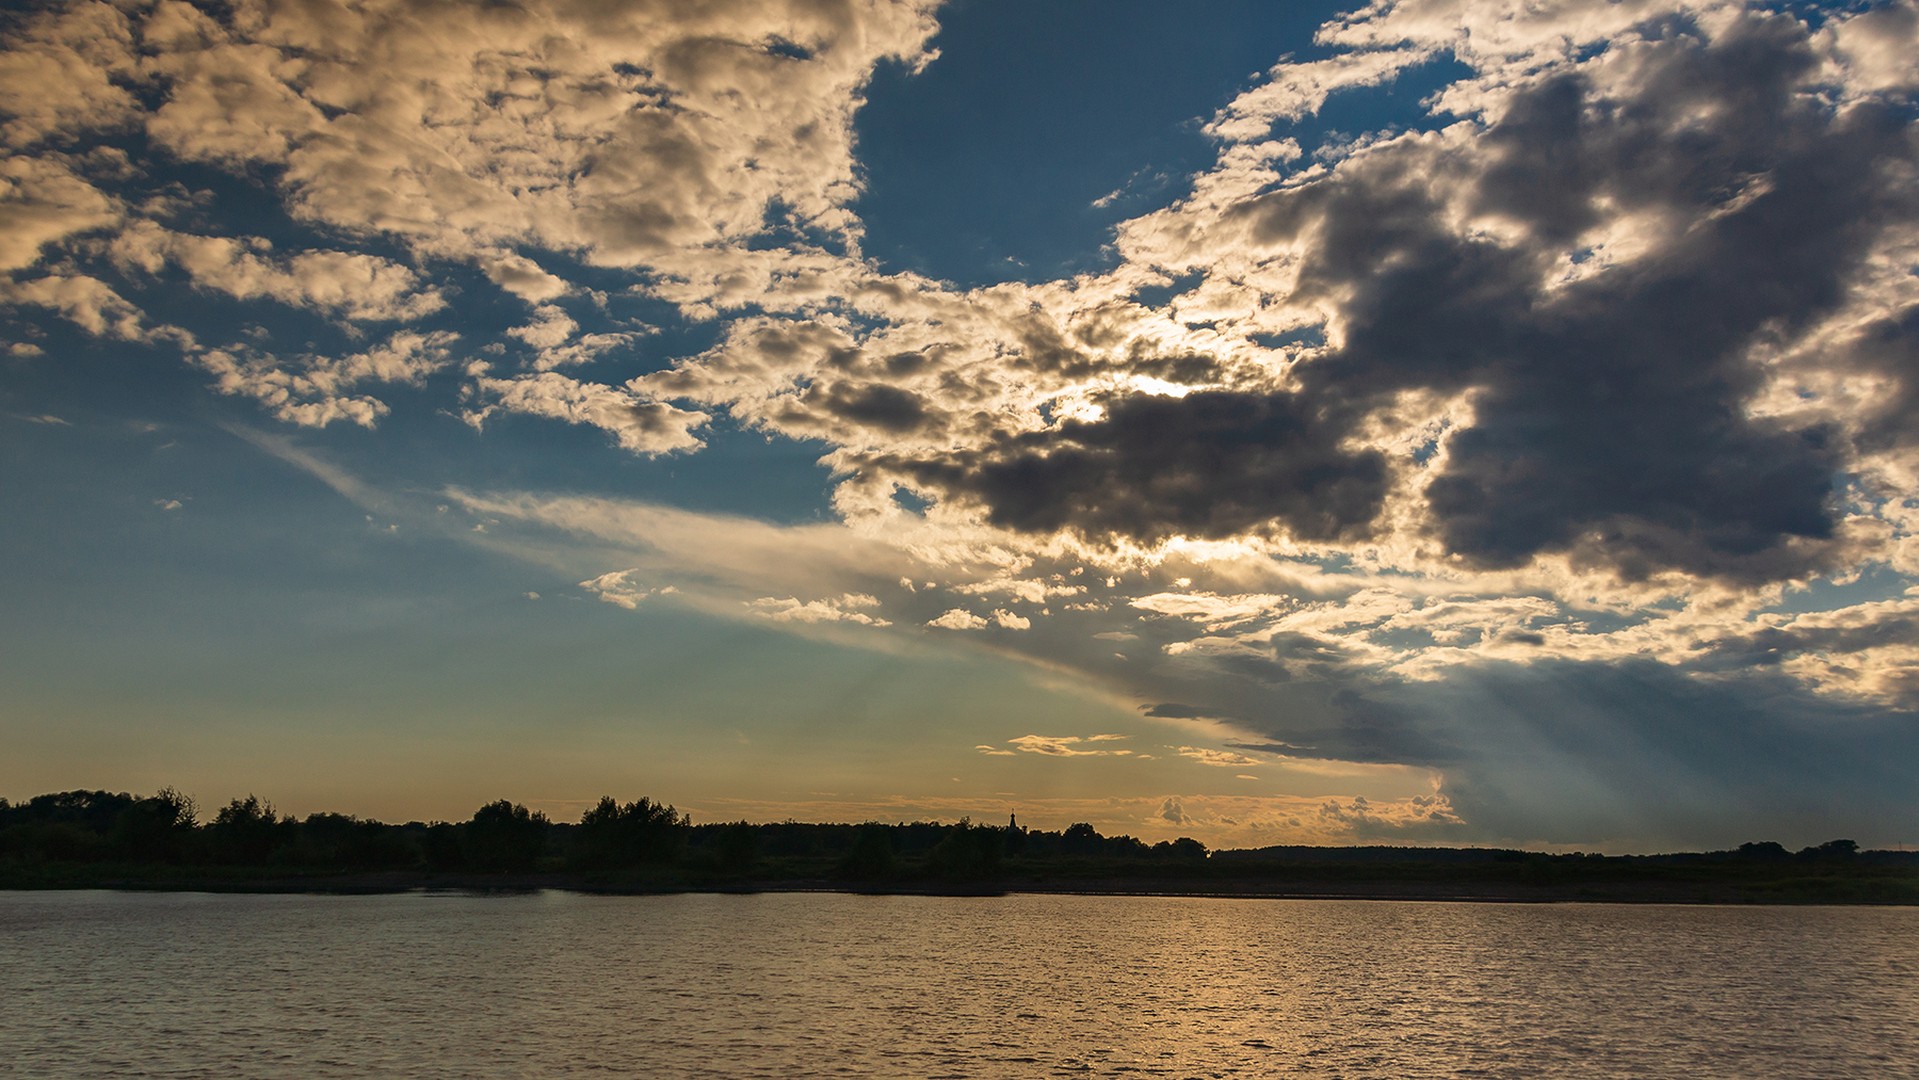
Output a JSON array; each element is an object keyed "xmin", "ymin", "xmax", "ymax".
[{"xmin": 3, "ymin": 890, "xmax": 1914, "ymax": 1077}]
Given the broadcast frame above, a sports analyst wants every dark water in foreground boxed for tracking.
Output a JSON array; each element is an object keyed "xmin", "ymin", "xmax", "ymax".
[{"xmin": 2, "ymin": 891, "xmax": 1915, "ymax": 1078}]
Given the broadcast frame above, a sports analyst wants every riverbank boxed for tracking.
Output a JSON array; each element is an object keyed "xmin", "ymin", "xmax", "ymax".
[{"xmin": 5, "ymin": 863, "xmax": 1915, "ymax": 905}]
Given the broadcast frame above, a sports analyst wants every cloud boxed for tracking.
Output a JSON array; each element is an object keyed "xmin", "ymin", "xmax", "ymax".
[
  {"xmin": 927, "ymin": 608, "xmax": 989, "ymax": 630},
  {"xmin": 1817, "ymin": 0, "xmax": 1919, "ymax": 98},
  {"xmin": 1176, "ymin": 746, "xmax": 1264, "ymax": 768},
  {"xmin": 481, "ymin": 253, "xmax": 571, "ymax": 303},
  {"xmin": 1313, "ymin": 793, "xmax": 1466, "ymax": 838},
  {"xmin": 747, "ymin": 593, "xmax": 892, "ymax": 627},
  {"xmin": 222, "ymin": 423, "xmax": 387, "ymax": 511},
  {"xmin": 506, "ymin": 305, "xmax": 579, "ymax": 352},
  {"xmin": 1207, "ymin": 49, "xmax": 1431, "ymax": 140},
  {"xmin": 1140, "ymin": 703, "xmax": 1228, "ymax": 721},
  {"xmin": 0, "ymin": 272, "xmax": 147, "ymax": 340},
  {"xmin": 580, "ymin": 570, "xmax": 675, "ymax": 610},
  {"xmin": 0, "ymin": 2, "xmax": 140, "ymax": 150},
  {"xmin": 899, "ymin": 390, "xmax": 1389, "ymax": 546},
  {"xmin": 108, "ymin": 221, "xmax": 444, "ymax": 322},
  {"xmin": 463, "ymin": 372, "xmax": 709, "ymax": 455},
  {"xmin": 1005, "ymin": 734, "xmax": 1134, "ymax": 758},
  {"xmin": 122, "ymin": 0, "xmax": 936, "ymax": 270},
  {"xmin": 194, "ymin": 330, "xmax": 460, "ymax": 429},
  {"xmin": 0, "ymin": 155, "xmax": 121, "ymax": 272}
]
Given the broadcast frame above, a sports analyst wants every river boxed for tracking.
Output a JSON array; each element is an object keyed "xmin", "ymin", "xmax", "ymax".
[{"xmin": 2, "ymin": 890, "xmax": 1913, "ymax": 1077}]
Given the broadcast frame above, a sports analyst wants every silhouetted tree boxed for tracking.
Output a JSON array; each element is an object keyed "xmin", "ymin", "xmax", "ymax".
[
  {"xmin": 1061, "ymin": 822, "xmax": 1101, "ymax": 856},
  {"xmin": 1802, "ymin": 839, "xmax": 1860, "ymax": 861},
  {"xmin": 110, "ymin": 788, "xmax": 198, "ymax": 862},
  {"xmin": 574, "ymin": 796, "xmax": 688, "ymax": 869},
  {"xmin": 211, "ymin": 795, "xmax": 287, "ymax": 865},
  {"xmin": 1153, "ymin": 837, "xmax": 1207, "ymax": 860},
  {"xmin": 465, "ymin": 800, "xmax": 549, "ymax": 872}
]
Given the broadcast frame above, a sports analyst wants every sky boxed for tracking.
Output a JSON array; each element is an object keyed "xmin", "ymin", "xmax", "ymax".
[{"xmin": 2, "ymin": 0, "xmax": 1917, "ymax": 852}]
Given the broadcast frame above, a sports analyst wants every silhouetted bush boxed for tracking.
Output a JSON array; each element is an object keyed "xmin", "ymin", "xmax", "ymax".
[
  {"xmin": 297, "ymin": 812, "xmax": 419, "ymax": 870},
  {"xmin": 465, "ymin": 800, "xmax": 549, "ymax": 872},
  {"xmin": 928, "ymin": 818, "xmax": 1002, "ymax": 881},
  {"xmin": 836, "ymin": 824, "xmax": 896, "ymax": 881},
  {"xmin": 210, "ymin": 795, "xmax": 290, "ymax": 865},
  {"xmin": 1154, "ymin": 837, "xmax": 1207, "ymax": 860},
  {"xmin": 713, "ymin": 822, "xmax": 758, "ymax": 874},
  {"xmin": 419, "ymin": 821, "xmax": 467, "ymax": 871},
  {"xmin": 1801, "ymin": 839, "xmax": 1860, "ymax": 861}
]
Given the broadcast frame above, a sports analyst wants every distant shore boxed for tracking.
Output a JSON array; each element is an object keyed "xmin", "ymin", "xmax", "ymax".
[
  {"xmin": 6, "ymin": 867, "xmax": 1916, "ymax": 905},
  {"xmin": 9, "ymin": 789, "xmax": 1915, "ymax": 906}
]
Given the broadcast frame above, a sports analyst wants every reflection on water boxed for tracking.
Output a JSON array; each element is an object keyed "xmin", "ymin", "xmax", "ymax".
[{"xmin": 2, "ymin": 890, "xmax": 1913, "ymax": 1078}]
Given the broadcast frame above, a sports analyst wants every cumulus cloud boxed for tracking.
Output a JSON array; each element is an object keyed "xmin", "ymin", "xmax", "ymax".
[
  {"xmin": 747, "ymin": 593, "xmax": 892, "ymax": 627},
  {"xmin": 872, "ymin": 9, "xmax": 1912, "ymax": 590},
  {"xmin": 0, "ymin": 273, "xmax": 151, "ymax": 340},
  {"xmin": 927, "ymin": 608, "xmax": 989, "ymax": 630},
  {"xmin": 481, "ymin": 253, "xmax": 571, "ymax": 303},
  {"xmin": 0, "ymin": 0, "xmax": 943, "ymax": 434},
  {"xmin": 0, "ymin": 155, "xmax": 121, "ymax": 272},
  {"xmin": 0, "ymin": 1, "xmax": 140, "ymax": 150},
  {"xmin": 123, "ymin": 0, "xmax": 935, "ymax": 268},
  {"xmin": 580, "ymin": 570, "xmax": 676, "ymax": 610},
  {"xmin": 463, "ymin": 372, "xmax": 708, "ymax": 455},
  {"xmin": 108, "ymin": 222, "xmax": 444, "ymax": 321},
  {"xmin": 194, "ymin": 330, "xmax": 460, "ymax": 429}
]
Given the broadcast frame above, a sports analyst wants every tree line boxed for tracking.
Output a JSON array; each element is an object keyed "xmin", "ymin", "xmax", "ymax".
[
  {"xmin": 6, "ymin": 788, "xmax": 1911, "ymax": 901},
  {"xmin": 0, "ymin": 789, "xmax": 1204, "ymax": 882}
]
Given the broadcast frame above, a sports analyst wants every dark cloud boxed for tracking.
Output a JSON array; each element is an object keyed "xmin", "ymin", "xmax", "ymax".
[
  {"xmin": 899, "ymin": 389, "xmax": 1387, "ymax": 543},
  {"xmin": 1139, "ymin": 702, "xmax": 1219, "ymax": 719},
  {"xmin": 890, "ymin": 12, "xmax": 1915, "ymax": 583},
  {"xmin": 813, "ymin": 381, "xmax": 930, "ymax": 433},
  {"xmin": 1848, "ymin": 303, "xmax": 1919, "ymax": 453},
  {"xmin": 1296, "ymin": 14, "xmax": 1908, "ymax": 581},
  {"xmin": 1693, "ymin": 606, "xmax": 1919, "ymax": 701},
  {"xmin": 1222, "ymin": 739, "xmax": 1313, "ymax": 755}
]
